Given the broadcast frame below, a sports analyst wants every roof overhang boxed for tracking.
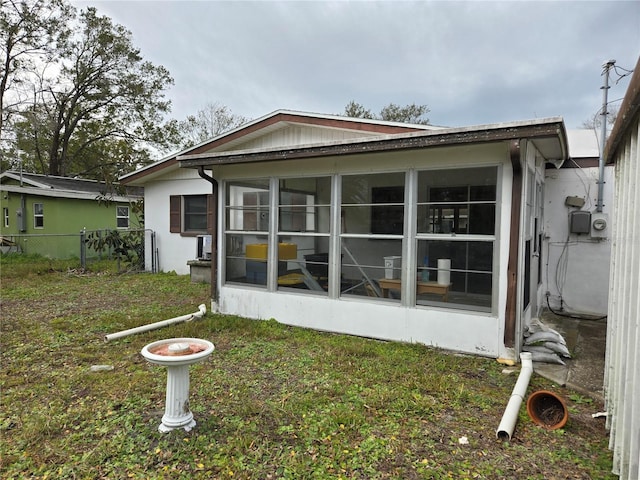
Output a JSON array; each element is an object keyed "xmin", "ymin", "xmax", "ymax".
[
  {"xmin": 0, "ymin": 184, "xmax": 137, "ymax": 203},
  {"xmin": 605, "ymin": 56, "xmax": 640, "ymax": 164},
  {"xmin": 0, "ymin": 171, "xmax": 53, "ymax": 189},
  {"xmin": 120, "ymin": 109, "xmax": 438, "ymax": 185},
  {"xmin": 177, "ymin": 117, "xmax": 567, "ymax": 169}
]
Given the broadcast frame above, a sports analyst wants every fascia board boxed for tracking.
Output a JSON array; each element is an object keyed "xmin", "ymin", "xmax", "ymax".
[
  {"xmin": 0, "ymin": 184, "xmax": 137, "ymax": 203},
  {"xmin": 177, "ymin": 117, "xmax": 567, "ymax": 167}
]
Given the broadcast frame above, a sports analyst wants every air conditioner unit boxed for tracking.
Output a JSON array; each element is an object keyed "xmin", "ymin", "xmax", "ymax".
[{"xmin": 196, "ymin": 235, "xmax": 212, "ymax": 260}]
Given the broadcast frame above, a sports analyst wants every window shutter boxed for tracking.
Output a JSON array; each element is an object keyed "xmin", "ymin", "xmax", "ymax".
[
  {"xmin": 169, "ymin": 195, "xmax": 181, "ymax": 233},
  {"xmin": 206, "ymin": 194, "xmax": 215, "ymax": 234}
]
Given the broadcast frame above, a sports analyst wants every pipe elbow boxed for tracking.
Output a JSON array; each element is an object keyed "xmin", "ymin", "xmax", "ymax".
[{"xmin": 520, "ymin": 351, "xmax": 533, "ymax": 371}]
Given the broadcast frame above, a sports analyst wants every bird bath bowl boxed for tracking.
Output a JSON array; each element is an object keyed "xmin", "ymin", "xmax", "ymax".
[{"xmin": 141, "ymin": 338, "xmax": 214, "ymax": 433}]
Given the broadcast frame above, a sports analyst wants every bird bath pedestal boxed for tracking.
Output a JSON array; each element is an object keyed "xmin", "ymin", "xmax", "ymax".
[{"xmin": 141, "ymin": 338, "xmax": 214, "ymax": 433}]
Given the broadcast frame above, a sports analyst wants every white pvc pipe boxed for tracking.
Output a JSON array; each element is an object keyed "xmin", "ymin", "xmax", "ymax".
[
  {"xmin": 104, "ymin": 304, "xmax": 207, "ymax": 342},
  {"xmin": 496, "ymin": 352, "xmax": 533, "ymax": 441}
]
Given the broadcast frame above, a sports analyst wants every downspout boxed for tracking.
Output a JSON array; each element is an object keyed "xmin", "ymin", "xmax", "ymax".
[
  {"xmin": 197, "ymin": 166, "xmax": 219, "ymax": 311},
  {"xmin": 496, "ymin": 351, "xmax": 533, "ymax": 440},
  {"xmin": 105, "ymin": 304, "xmax": 207, "ymax": 342},
  {"xmin": 504, "ymin": 140, "xmax": 522, "ymax": 349}
]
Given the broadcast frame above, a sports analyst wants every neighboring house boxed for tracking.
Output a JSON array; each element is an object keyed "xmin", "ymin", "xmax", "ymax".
[
  {"xmin": 603, "ymin": 56, "xmax": 640, "ymax": 480},
  {"xmin": 121, "ymin": 109, "xmax": 572, "ymax": 361},
  {"xmin": 0, "ymin": 171, "xmax": 143, "ymax": 258}
]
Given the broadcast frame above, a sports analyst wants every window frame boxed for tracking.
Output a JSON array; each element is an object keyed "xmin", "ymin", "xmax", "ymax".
[
  {"xmin": 277, "ymin": 176, "xmax": 332, "ymax": 295},
  {"xmin": 340, "ymin": 171, "xmax": 406, "ymax": 301},
  {"xmin": 169, "ymin": 194, "xmax": 214, "ymax": 236},
  {"xmin": 223, "ymin": 179, "xmax": 271, "ymax": 288},
  {"xmin": 33, "ymin": 202, "xmax": 44, "ymax": 229},
  {"xmin": 414, "ymin": 166, "xmax": 499, "ymax": 312},
  {"xmin": 183, "ymin": 195, "xmax": 208, "ymax": 232},
  {"xmin": 116, "ymin": 205, "xmax": 130, "ymax": 229},
  {"xmin": 220, "ymin": 164, "xmax": 500, "ymax": 314}
]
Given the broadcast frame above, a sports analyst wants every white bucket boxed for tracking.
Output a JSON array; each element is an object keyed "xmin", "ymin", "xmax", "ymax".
[{"xmin": 437, "ymin": 259, "xmax": 451, "ymax": 285}]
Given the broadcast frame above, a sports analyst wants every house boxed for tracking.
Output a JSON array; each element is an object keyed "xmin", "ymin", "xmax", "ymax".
[
  {"xmin": 603, "ymin": 56, "xmax": 640, "ymax": 480},
  {"xmin": 0, "ymin": 171, "xmax": 143, "ymax": 258},
  {"xmin": 121, "ymin": 110, "xmax": 574, "ymax": 361}
]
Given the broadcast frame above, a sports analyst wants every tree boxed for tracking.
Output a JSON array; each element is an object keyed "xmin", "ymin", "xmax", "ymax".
[
  {"xmin": 342, "ymin": 101, "xmax": 430, "ymax": 125},
  {"xmin": 6, "ymin": 4, "xmax": 175, "ymax": 181},
  {"xmin": 379, "ymin": 103, "xmax": 430, "ymax": 125},
  {"xmin": 581, "ymin": 104, "xmax": 619, "ymax": 130},
  {"xmin": 343, "ymin": 100, "xmax": 374, "ymax": 120},
  {"xmin": 0, "ymin": 0, "xmax": 71, "ymax": 145},
  {"xmin": 176, "ymin": 102, "xmax": 247, "ymax": 149}
]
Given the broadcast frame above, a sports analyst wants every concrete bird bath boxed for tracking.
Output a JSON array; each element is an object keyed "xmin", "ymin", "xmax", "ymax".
[{"xmin": 141, "ymin": 337, "xmax": 214, "ymax": 433}]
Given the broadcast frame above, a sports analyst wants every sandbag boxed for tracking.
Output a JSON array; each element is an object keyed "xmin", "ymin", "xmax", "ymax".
[
  {"xmin": 529, "ymin": 351, "xmax": 566, "ymax": 365},
  {"xmin": 524, "ymin": 330, "xmax": 567, "ymax": 346},
  {"xmin": 542, "ymin": 341, "xmax": 572, "ymax": 358}
]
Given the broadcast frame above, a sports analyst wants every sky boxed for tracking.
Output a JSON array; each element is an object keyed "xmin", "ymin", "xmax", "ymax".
[{"xmin": 72, "ymin": 0, "xmax": 639, "ymax": 130}]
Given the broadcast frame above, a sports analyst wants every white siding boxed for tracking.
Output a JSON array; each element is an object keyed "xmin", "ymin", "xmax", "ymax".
[
  {"xmin": 231, "ymin": 124, "xmax": 381, "ymax": 151},
  {"xmin": 144, "ymin": 169, "xmax": 212, "ymax": 275},
  {"xmin": 544, "ymin": 165, "xmax": 614, "ymax": 315},
  {"xmin": 605, "ymin": 116, "xmax": 640, "ymax": 479}
]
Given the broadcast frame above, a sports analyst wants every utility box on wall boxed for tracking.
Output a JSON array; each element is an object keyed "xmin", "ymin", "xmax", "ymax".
[
  {"xmin": 591, "ymin": 213, "xmax": 609, "ymax": 238},
  {"xmin": 570, "ymin": 211, "xmax": 591, "ymax": 234}
]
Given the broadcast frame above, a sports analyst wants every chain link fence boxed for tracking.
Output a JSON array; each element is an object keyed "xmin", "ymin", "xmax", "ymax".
[{"xmin": 0, "ymin": 229, "xmax": 157, "ymax": 272}]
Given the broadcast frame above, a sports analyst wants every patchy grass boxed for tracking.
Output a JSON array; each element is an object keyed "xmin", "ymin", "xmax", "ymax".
[{"xmin": 1, "ymin": 257, "xmax": 614, "ymax": 479}]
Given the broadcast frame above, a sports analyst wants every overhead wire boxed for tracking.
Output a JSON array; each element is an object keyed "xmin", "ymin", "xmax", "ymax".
[
  {"xmin": 612, "ymin": 64, "xmax": 634, "ymax": 84},
  {"xmin": 568, "ymin": 158, "xmax": 594, "ymax": 210},
  {"xmin": 554, "ymin": 234, "xmax": 570, "ymax": 305},
  {"xmin": 547, "ymin": 232, "xmax": 607, "ymax": 321}
]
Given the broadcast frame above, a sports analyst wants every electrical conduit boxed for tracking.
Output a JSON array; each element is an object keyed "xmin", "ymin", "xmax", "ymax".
[
  {"xmin": 104, "ymin": 304, "xmax": 207, "ymax": 342},
  {"xmin": 496, "ymin": 352, "xmax": 533, "ymax": 441}
]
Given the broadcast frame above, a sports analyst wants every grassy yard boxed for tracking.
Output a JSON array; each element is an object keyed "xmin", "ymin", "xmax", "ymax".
[{"xmin": 0, "ymin": 256, "xmax": 614, "ymax": 479}]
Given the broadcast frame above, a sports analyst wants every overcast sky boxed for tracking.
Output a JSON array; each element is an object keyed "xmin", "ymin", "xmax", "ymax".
[{"xmin": 73, "ymin": 0, "xmax": 639, "ymax": 130}]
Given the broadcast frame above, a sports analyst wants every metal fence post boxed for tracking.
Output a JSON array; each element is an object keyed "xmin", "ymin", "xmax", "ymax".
[
  {"xmin": 151, "ymin": 230, "xmax": 157, "ymax": 273},
  {"xmin": 80, "ymin": 229, "xmax": 86, "ymax": 269}
]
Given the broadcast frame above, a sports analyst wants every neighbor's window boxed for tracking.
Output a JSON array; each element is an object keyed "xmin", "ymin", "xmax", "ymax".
[
  {"xmin": 34, "ymin": 203, "xmax": 44, "ymax": 228},
  {"xmin": 116, "ymin": 205, "xmax": 130, "ymax": 229},
  {"xmin": 3, "ymin": 207, "xmax": 8, "ymax": 227},
  {"xmin": 169, "ymin": 194, "xmax": 213, "ymax": 235},
  {"xmin": 416, "ymin": 167, "xmax": 497, "ymax": 311},
  {"xmin": 340, "ymin": 172, "xmax": 405, "ymax": 301}
]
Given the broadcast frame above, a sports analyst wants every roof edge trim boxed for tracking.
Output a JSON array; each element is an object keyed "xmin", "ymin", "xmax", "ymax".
[
  {"xmin": 177, "ymin": 117, "xmax": 567, "ymax": 167},
  {"xmin": 605, "ymin": 56, "xmax": 640, "ymax": 163}
]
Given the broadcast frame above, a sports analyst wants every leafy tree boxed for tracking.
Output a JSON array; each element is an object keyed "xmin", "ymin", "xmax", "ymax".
[
  {"xmin": 343, "ymin": 100, "xmax": 374, "ymax": 120},
  {"xmin": 343, "ymin": 101, "xmax": 430, "ymax": 125},
  {"xmin": 6, "ymin": 4, "xmax": 175, "ymax": 181},
  {"xmin": 85, "ymin": 198, "xmax": 145, "ymax": 271},
  {"xmin": 0, "ymin": 0, "xmax": 71, "ymax": 140},
  {"xmin": 379, "ymin": 103, "xmax": 430, "ymax": 124},
  {"xmin": 176, "ymin": 102, "xmax": 247, "ymax": 149}
]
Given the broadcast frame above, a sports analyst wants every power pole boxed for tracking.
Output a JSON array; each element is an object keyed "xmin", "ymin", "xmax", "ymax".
[{"xmin": 596, "ymin": 59, "xmax": 615, "ymax": 213}]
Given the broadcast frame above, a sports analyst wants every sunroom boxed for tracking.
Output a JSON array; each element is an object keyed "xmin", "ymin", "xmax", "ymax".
[
  {"xmin": 224, "ymin": 166, "xmax": 496, "ymax": 309},
  {"xmin": 177, "ymin": 117, "xmax": 567, "ymax": 360}
]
